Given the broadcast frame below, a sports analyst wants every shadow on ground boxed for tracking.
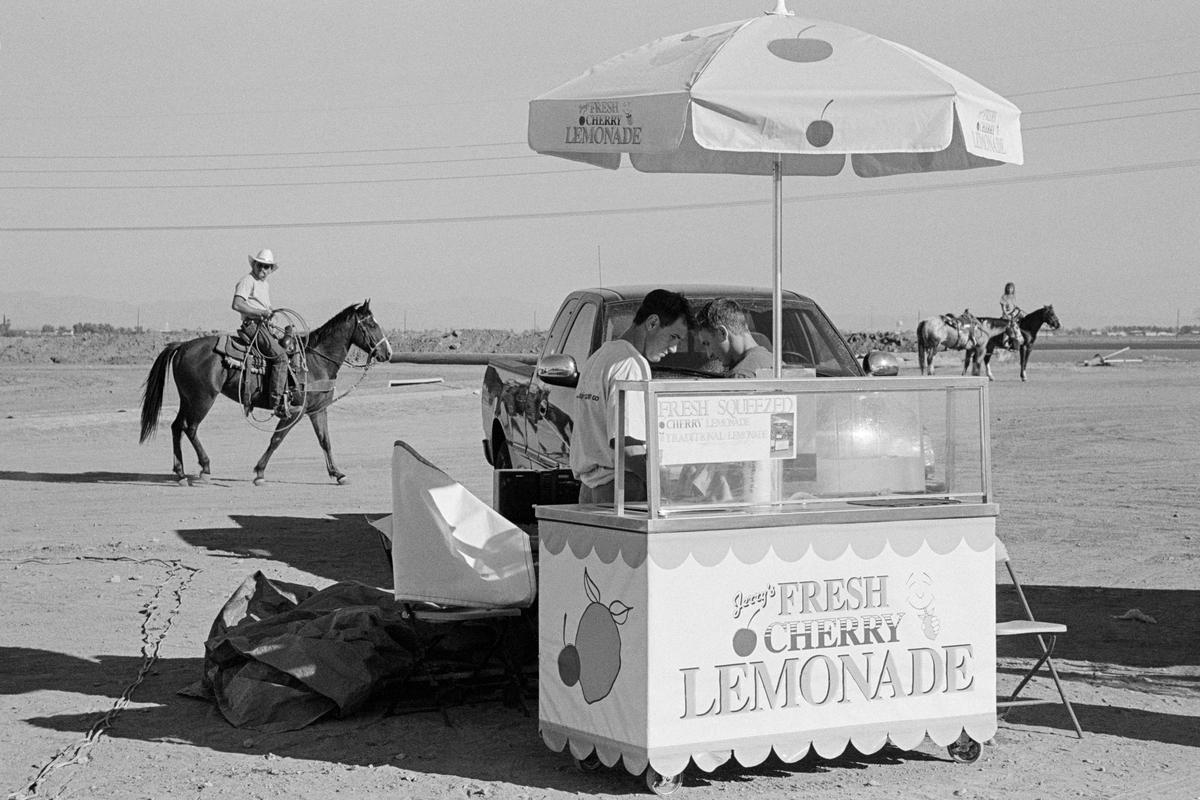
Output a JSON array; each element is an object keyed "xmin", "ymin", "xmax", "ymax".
[
  {"xmin": 9, "ymin": 577, "xmax": 1197, "ymax": 796},
  {"xmin": 997, "ymin": 583, "xmax": 1200, "ymax": 669},
  {"xmin": 9, "ymin": 579, "xmax": 1200, "ymax": 795},
  {"xmin": 0, "ymin": 470, "xmax": 172, "ymax": 485},
  {"xmin": 175, "ymin": 513, "xmax": 392, "ymax": 588},
  {"xmin": 2, "ymin": 644, "xmax": 988, "ymax": 797}
]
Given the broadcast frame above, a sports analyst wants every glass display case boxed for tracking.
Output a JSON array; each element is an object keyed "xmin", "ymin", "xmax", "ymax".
[{"xmin": 612, "ymin": 375, "xmax": 990, "ymax": 521}]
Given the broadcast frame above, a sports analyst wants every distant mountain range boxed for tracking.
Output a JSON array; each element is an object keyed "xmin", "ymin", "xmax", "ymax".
[{"xmin": 0, "ymin": 291, "xmax": 220, "ymax": 331}]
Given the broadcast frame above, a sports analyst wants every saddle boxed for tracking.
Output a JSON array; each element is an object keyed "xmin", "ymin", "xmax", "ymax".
[
  {"xmin": 214, "ymin": 332, "xmax": 266, "ymax": 373},
  {"xmin": 215, "ymin": 326, "xmax": 306, "ymax": 412},
  {"xmin": 939, "ymin": 309, "xmax": 980, "ymax": 349}
]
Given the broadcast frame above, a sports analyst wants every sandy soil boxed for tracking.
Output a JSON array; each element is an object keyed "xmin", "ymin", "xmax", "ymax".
[{"xmin": 1, "ymin": 354, "xmax": 1198, "ymax": 800}]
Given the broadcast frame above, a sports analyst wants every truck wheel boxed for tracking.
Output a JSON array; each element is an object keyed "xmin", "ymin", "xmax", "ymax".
[{"xmin": 493, "ymin": 438, "xmax": 513, "ymax": 470}]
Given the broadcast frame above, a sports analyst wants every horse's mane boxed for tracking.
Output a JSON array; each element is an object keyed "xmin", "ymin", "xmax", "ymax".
[{"xmin": 307, "ymin": 303, "xmax": 365, "ymax": 346}]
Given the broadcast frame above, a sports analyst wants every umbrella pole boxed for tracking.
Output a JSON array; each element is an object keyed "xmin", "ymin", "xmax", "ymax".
[{"xmin": 772, "ymin": 154, "xmax": 783, "ymax": 378}]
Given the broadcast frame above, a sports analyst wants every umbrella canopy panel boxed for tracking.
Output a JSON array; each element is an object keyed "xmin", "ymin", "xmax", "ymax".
[{"xmin": 528, "ymin": 14, "xmax": 1022, "ymax": 177}]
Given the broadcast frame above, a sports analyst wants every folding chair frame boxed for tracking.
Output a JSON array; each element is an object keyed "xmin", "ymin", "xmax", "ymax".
[
  {"xmin": 996, "ymin": 555, "xmax": 1084, "ymax": 738},
  {"xmin": 389, "ymin": 603, "xmax": 535, "ymax": 723}
]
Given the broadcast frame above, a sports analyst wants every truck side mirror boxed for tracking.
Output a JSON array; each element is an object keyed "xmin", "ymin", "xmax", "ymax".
[
  {"xmin": 537, "ymin": 353, "xmax": 579, "ymax": 387},
  {"xmin": 863, "ymin": 350, "xmax": 900, "ymax": 376}
]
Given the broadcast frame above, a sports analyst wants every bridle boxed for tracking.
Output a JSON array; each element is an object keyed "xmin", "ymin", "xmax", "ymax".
[
  {"xmin": 355, "ymin": 311, "xmax": 393, "ymax": 364},
  {"xmin": 301, "ymin": 309, "xmax": 392, "ymax": 404}
]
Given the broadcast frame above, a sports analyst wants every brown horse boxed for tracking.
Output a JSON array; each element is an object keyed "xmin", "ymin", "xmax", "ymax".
[
  {"xmin": 977, "ymin": 304, "xmax": 1061, "ymax": 382},
  {"xmin": 915, "ymin": 314, "xmax": 1015, "ymax": 376},
  {"xmin": 139, "ymin": 301, "xmax": 392, "ymax": 485}
]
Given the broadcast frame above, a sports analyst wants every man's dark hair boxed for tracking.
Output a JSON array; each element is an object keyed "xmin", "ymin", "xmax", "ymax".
[{"xmin": 633, "ymin": 289, "xmax": 696, "ymax": 329}]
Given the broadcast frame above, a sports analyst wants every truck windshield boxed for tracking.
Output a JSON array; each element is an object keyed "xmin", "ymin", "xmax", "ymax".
[{"xmin": 603, "ymin": 297, "xmax": 862, "ymax": 377}]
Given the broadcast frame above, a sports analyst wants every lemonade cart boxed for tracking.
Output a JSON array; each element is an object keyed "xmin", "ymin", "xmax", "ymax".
[{"xmin": 536, "ymin": 376, "xmax": 997, "ymax": 795}]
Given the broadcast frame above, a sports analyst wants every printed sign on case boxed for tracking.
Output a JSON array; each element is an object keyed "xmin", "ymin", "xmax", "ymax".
[{"xmin": 657, "ymin": 394, "xmax": 797, "ymax": 465}]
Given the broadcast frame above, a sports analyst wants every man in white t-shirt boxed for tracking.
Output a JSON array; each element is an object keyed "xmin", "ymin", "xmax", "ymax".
[
  {"xmin": 232, "ymin": 249, "xmax": 293, "ymax": 417},
  {"xmin": 569, "ymin": 289, "xmax": 695, "ymax": 505}
]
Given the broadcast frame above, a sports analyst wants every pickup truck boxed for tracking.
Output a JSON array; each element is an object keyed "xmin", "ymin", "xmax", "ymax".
[{"xmin": 482, "ymin": 284, "xmax": 894, "ymax": 475}]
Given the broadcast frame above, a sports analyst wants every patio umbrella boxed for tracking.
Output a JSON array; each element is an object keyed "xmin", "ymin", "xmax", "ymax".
[{"xmin": 528, "ymin": 0, "xmax": 1023, "ymax": 375}]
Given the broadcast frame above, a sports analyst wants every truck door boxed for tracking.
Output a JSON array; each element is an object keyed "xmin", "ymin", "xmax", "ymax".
[
  {"xmin": 503, "ymin": 298, "xmax": 575, "ymax": 466},
  {"xmin": 531, "ymin": 299, "xmax": 598, "ymax": 469}
]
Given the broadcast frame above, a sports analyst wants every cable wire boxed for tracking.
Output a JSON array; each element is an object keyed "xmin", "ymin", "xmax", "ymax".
[
  {"xmin": 0, "ymin": 104, "xmax": 1197, "ymax": 189},
  {"xmin": 1, "ymin": 84, "xmax": 1197, "ymax": 168},
  {"xmin": 1023, "ymin": 90, "xmax": 1200, "ymax": 116},
  {"xmin": 0, "ymin": 153, "xmax": 541, "ymax": 175},
  {"xmin": 0, "ymin": 166, "xmax": 598, "ymax": 191},
  {"xmin": 0, "ymin": 141, "xmax": 529, "ymax": 160},
  {"xmin": 2, "ymin": 158, "xmax": 1196, "ymax": 233},
  {"xmin": 1006, "ymin": 68, "xmax": 1200, "ymax": 98}
]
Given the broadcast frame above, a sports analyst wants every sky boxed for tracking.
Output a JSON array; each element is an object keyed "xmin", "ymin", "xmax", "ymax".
[{"xmin": 1, "ymin": 0, "xmax": 1197, "ymax": 332}]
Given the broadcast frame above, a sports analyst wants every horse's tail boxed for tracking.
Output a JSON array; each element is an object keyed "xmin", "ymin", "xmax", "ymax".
[
  {"xmin": 915, "ymin": 321, "xmax": 928, "ymax": 364},
  {"xmin": 140, "ymin": 342, "xmax": 182, "ymax": 443}
]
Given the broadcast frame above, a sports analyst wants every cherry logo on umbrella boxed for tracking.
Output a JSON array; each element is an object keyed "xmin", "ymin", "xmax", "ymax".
[
  {"xmin": 558, "ymin": 568, "xmax": 632, "ymax": 704},
  {"xmin": 767, "ymin": 25, "xmax": 834, "ymax": 63},
  {"xmin": 806, "ymin": 100, "xmax": 835, "ymax": 147}
]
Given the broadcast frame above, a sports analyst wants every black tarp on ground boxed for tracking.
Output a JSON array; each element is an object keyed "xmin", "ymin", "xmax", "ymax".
[{"xmin": 183, "ymin": 571, "xmax": 418, "ymax": 732}]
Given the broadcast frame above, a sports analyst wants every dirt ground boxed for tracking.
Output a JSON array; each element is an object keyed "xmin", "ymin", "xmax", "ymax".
[{"xmin": 1, "ymin": 353, "xmax": 1198, "ymax": 800}]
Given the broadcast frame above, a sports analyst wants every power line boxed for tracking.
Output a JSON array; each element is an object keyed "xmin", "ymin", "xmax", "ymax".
[
  {"xmin": 0, "ymin": 153, "xmax": 541, "ymax": 175},
  {"xmin": 973, "ymin": 31, "xmax": 1200, "ymax": 64},
  {"xmin": 1023, "ymin": 90, "xmax": 1200, "ymax": 116},
  {"xmin": 0, "ymin": 95, "xmax": 531, "ymax": 123},
  {"xmin": 0, "ymin": 141, "xmax": 529, "ymax": 160},
  {"xmin": 0, "ymin": 166, "xmax": 599, "ymax": 191},
  {"xmin": 1007, "ymin": 68, "xmax": 1200, "ymax": 98},
  {"xmin": 3, "ymin": 158, "xmax": 1196, "ymax": 233},
  {"xmin": 0, "ymin": 98, "xmax": 1195, "ymax": 179},
  {"xmin": 1, "ymin": 71, "xmax": 1196, "ymax": 164},
  {"xmin": 1025, "ymin": 106, "xmax": 1200, "ymax": 131},
  {"xmin": 2, "ymin": 105, "xmax": 1197, "ymax": 191}
]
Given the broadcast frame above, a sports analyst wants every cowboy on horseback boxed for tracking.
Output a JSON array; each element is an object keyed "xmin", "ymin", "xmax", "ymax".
[{"xmin": 232, "ymin": 249, "xmax": 297, "ymax": 418}]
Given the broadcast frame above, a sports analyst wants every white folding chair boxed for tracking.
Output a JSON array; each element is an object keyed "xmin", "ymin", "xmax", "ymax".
[
  {"xmin": 374, "ymin": 441, "xmax": 537, "ymax": 716},
  {"xmin": 995, "ymin": 537, "xmax": 1083, "ymax": 738}
]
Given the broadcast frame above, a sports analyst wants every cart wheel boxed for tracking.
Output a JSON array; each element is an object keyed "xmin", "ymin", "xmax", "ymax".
[
  {"xmin": 645, "ymin": 767, "xmax": 682, "ymax": 796},
  {"xmin": 947, "ymin": 735, "xmax": 982, "ymax": 764},
  {"xmin": 576, "ymin": 753, "xmax": 603, "ymax": 772}
]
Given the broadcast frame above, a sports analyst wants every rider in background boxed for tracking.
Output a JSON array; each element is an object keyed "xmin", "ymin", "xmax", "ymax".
[
  {"xmin": 232, "ymin": 249, "xmax": 292, "ymax": 418},
  {"xmin": 1000, "ymin": 282, "xmax": 1022, "ymax": 349}
]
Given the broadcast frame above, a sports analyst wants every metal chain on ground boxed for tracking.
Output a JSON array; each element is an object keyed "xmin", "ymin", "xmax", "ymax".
[{"xmin": 6, "ymin": 557, "xmax": 201, "ymax": 800}]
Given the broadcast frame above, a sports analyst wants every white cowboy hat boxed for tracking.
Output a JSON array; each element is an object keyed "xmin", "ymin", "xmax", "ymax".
[{"xmin": 249, "ymin": 249, "xmax": 278, "ymax": 269}]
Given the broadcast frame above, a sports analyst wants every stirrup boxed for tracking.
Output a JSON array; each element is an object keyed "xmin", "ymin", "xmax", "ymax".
[{"xmin": 275, "ymin": 396, "xmax": 303, "ymax": 418}]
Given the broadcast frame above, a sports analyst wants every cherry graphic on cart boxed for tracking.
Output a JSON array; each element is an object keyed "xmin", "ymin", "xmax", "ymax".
[
  {"xmin": 558, "ymin": 568, "xmax": 632, "ymax": 703},
  {"xmin": 731, "ymin": 607, "xmax": 762, "ymax": 657}
]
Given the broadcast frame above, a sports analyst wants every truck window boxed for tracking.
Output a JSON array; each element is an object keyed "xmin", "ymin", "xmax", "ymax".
[
  {"xmin": 779, "ymin": 307, "xmax": 858, "ymax": 375},
  {"xmin": 741, "ymin": 302, "xmax": 859, "ymax": 376},
  {"xmin": 543, "ymin": 298, "xmax": 579, "ymax": 357},
  {"xmin": 561, "ymin": 301, "xmax": 598, "ymax": 366},
  {"xmin": 604, "ymin": 304, "xmax": 635, "ymax": 344}
]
